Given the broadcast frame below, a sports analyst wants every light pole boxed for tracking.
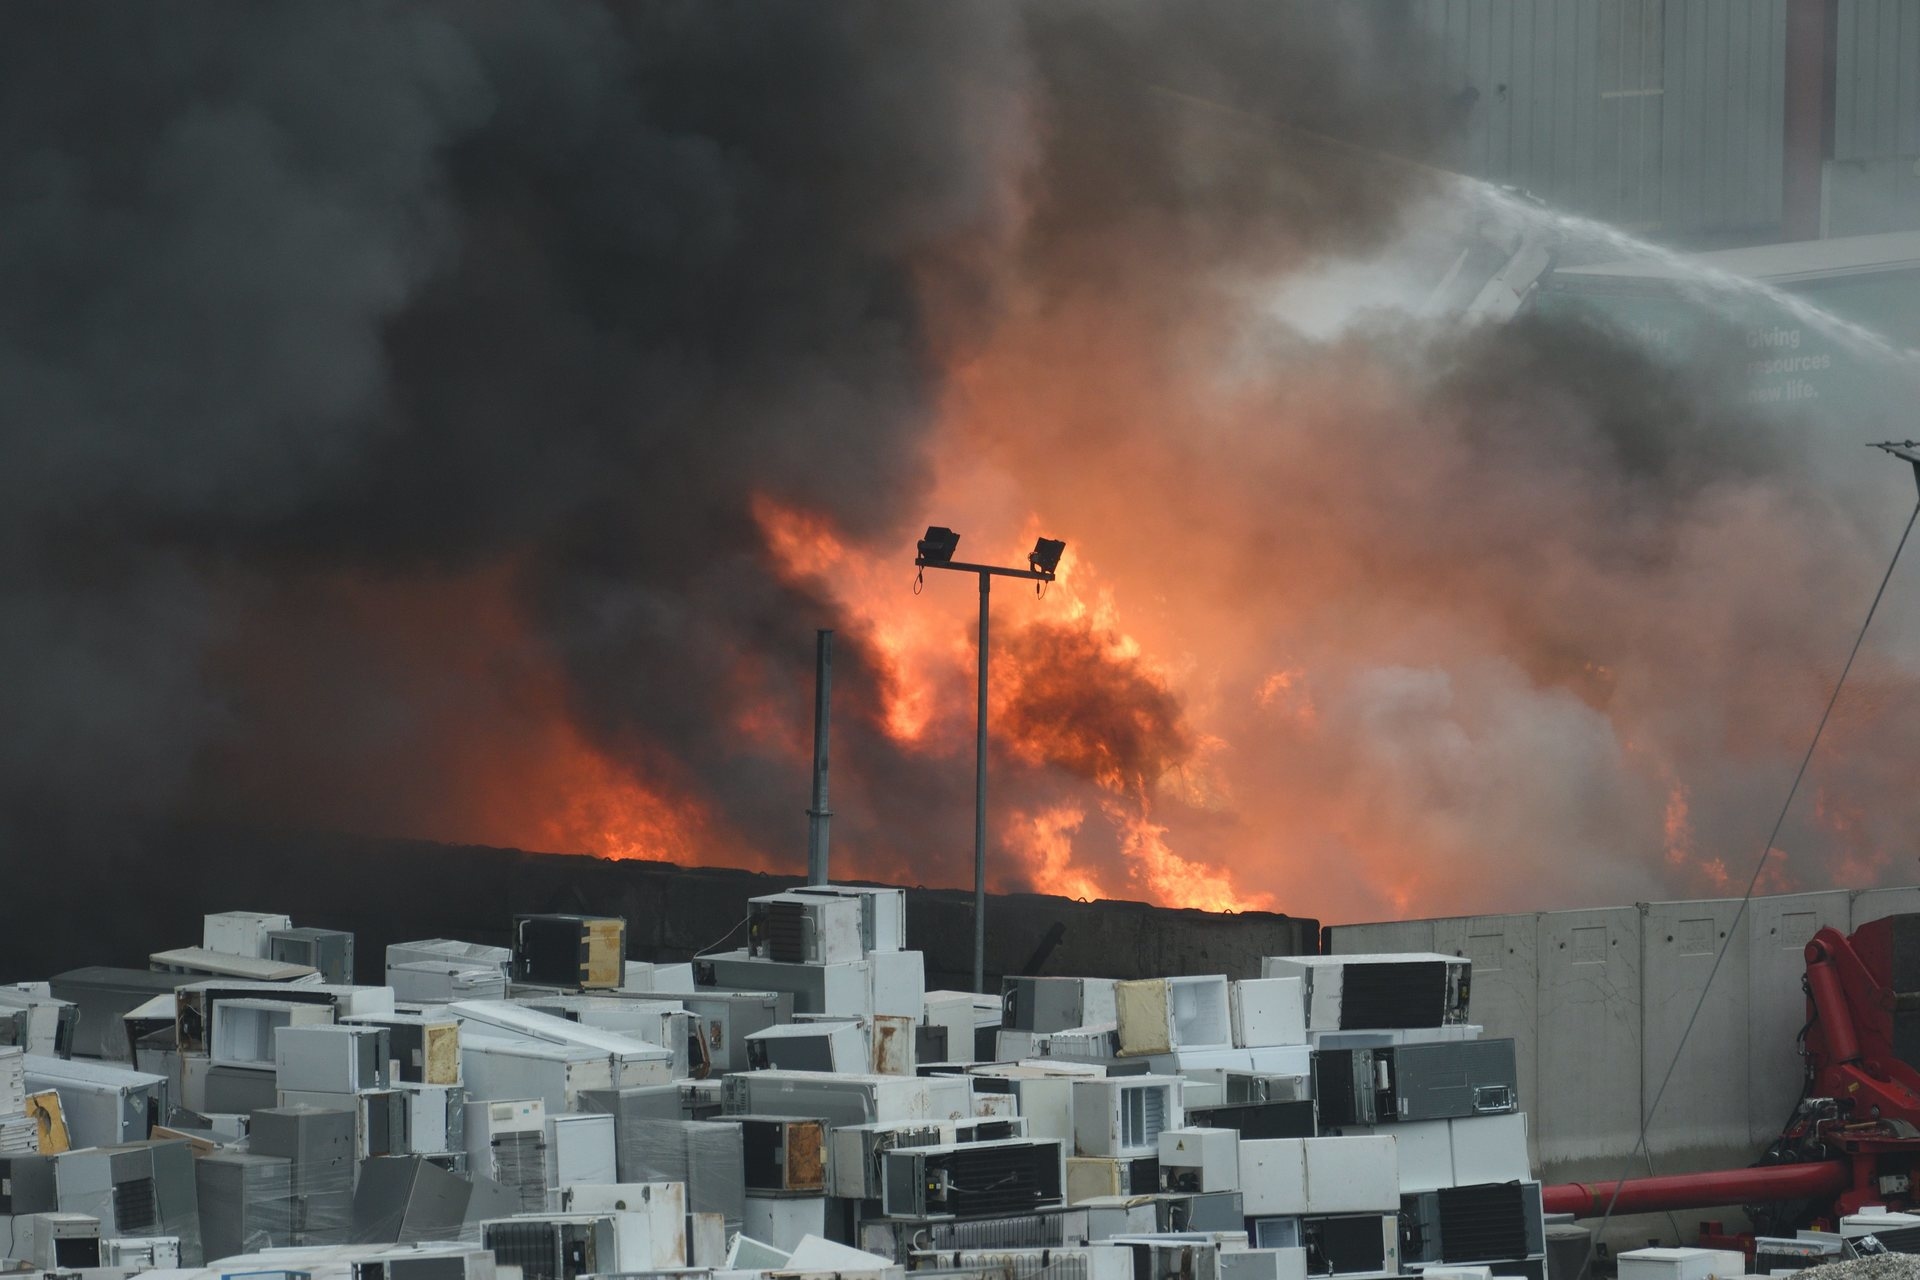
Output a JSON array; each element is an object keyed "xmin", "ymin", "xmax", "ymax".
[{"xmin": 914, "ymin": 526, "xmax": 1067, "ymax": 993}]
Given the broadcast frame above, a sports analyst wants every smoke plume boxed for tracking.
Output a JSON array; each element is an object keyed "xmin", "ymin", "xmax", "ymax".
[{"xmin": 5, "ymin": 1, "xmax": 1915, "ymax": 925}]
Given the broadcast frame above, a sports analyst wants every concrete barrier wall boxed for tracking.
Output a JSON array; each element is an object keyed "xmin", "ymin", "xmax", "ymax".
[{"xmin": 1330, "ymin": 887, "xmax": 1920, "ymax": 1242}]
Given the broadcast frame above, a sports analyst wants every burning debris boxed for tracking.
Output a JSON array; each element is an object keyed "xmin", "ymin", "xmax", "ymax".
[{"xmin": 5, "ymin": 4, "xmax": 1920, "ymax": 921}]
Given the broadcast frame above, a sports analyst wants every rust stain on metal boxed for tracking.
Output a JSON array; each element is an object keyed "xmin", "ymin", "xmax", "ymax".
[
  {"xmin": 872, "ymin": 1014, "xmax": 913, "ymax": 1075},
  {"xmin": 787, "ymin": 1119, "xmax": 827, "ymax": 1191}
]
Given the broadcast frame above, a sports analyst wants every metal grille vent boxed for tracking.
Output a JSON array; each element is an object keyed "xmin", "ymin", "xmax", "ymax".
[
  {"xmin": 933, "ymin": 1144, "xmax": 1059, "ymax": 1217},
  {"xmin": 492, "ymin": 1132, "xmax": 551, "ymax": 1213},
  {"xmin": 1863, "ymin": 1223, "xmax": 1920, "ymax": 1255},
  {"xmin": 113, "ymin": 1177, "xmax": 158, "ymax": 1232},
  {"xmin": 486, "ymin": 1221, "xmax": 565, "ymax": 1280},
  {"xmin": 762, "ymin": 902, "xmax": 808, "ymax": 963},
  {"xmin": 1340, "ymin": 962, "xmax": 1446, "ymax": 1030},
  {"xmin": 929, "ymin": 1209, "xmax": 1083, "ymax": 1250},
  {"xmin": 1437, "ymin": 1183, "xmax": 1530, "ymax": 1263},
  {"xmin": 915, "ymin": 1251, "xmax": 1094, "ymax": 1280}
]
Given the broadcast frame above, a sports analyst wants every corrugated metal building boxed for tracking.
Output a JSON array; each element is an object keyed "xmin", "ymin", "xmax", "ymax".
[{"xmin": 1405, "ymin": 0, "xmax": 1918, "ymax": 243}]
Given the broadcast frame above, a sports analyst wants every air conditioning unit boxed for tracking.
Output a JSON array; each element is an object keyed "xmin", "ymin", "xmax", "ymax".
[
  {"xmin": 1313, "ymin": 1039, "xmax": 1518, "ymax": 1126},
  {"xmin": 1262, "ymin": 954, "xmax": 1470, "ymax": 1032},
  {"xmin": 449, "ymin": 1001, "xmax": 673, "ymax": 1090},
  {"xmin": 202, "ymin": 911, "xmax": 293, "ymax": 960},
  {"xmin": 1400, "ymin": 1181, "xmax": 1546, "ymax": 1269},
  {"xmin": 482, "ymin": 1213, "xmax": 623, "ymax": 1280},
  {"xmin": 0, "ymin": 991, "xmax": 78, "ymax": 1059},
  {"xmin": 744, "ymin": 1020, "xmax": 866, "ymax": 1072},
  {"xmin": 743, "ymin": 1192, "xmax": 830, "ymax": 1252},
  {"xmin": 909, "ymin": 1245, "xmax": 1135, "ymax": 1280},
  {"xmin": 1108, "ymin": 1236, "xmax": 1226, "ymax": 1280},
  {"xmin": 1616, "ymin": 1247, "xmax": 1750, "ymax": 1280},
  {"xmin": 268, "ymin": 928, "xmax": 355, "ymax": 984},
  {"xmin": 788, "ymin": 885, "xmax": 908, "ymax": 953},
  {"xmin": 748, "ymin": 892, "xmax": 865, "ymax": 965},
  {"xmin": 150, "ymin": 946, "xmax": 314, "ymax": 981},
  {"xmin": 1158, "ymin": 1125, "xmax": 1240, "ymax": 1194},
  {"xmin": 552, "ymin": 1181, "xmax": 688, "ymax": 1269},
  {"xmin": 356, "ymin": 1248, "xmax": 499, "ymax": 1280},
  {"xmin": 211, "ymin": 998, "xmax": 333, "ymax": 1067},
  {"xmin": 681, "ymin": 990, "xmax": 788, "ymax": 1073},
  {"xmin": 697, "ymin": 949, "xmax": 874, "ymax": 1017},
  {"xmin": 343, "ymin": 1013, "xmax": 461, "ymax": 1086},
  {"xmin": 547, "ymin": 1111, "xmax": 618, "ymax": 1191},
  {"xmin": 728, "ymin": 1115, "xmax": 828, "ymax": 1194},
  {"xmin": 925, "ymin": 990, "xmax": 991, "ymax": 1066},
  {"xmin": 1071, "ymin": 1075, "xmax": 1184, "ymax": 1157},
  {"xmin": 387, "ymin": 961, "xmax": 507, "ymax": 1003},
  {"xmin": 460, "ymin": 1035, "xmax": 617, "ymax": 1113},
  {"xmin": 465, "ymin": 1097, "xmax": 549, "ymax": 1213},
  {"xmin": 1189, "ymin": 1098, "xmax": 1316, "ymax": 1140},
  {"xmin": 100, "ymin": 1140, "xmax": 198, "ymax": 1243},
  {"xmin": 398, "ymin": 1082, "xmax": 467, "ymax": 1155},
  {"xmin": 276, "ymin": 1023, "xmax": 391, "ymax": 1093},
  {"xmin": 1154, "ymin": 1190, "xmax": 1246, "ymax": 1233},
  {"xmin": 1302, "ymin": 1212, "xmax": 1401, "ymax": 1278},
  {"xmin": 513, "ymin": 915, "xmax": 627, "ymax": 991},
  {"xmin": 386, "ymin": 937, "xmax": 512, "ymax": 975},
  {"xmin": 1219, "ymin": 1247, "xmax": 1309, "ymax": 1280},
  {"xmin": 859, "ymin": 1205, "xmax": 1091, "ymax": 1258},
  {"xmin": 881, "ymin": 1138, "xmax": 1066, "ymax": 1219},
  {"xmin": 1115, "ymin": 976, "xmax": 1233, "ymax": 1056},
  {"xmin": 21, "ymin": 1054, "xmax": 168, "ymax": 1148},
  {"xmin": 276, "ymin": 1086, "xmax": 408, "ymax": 1161},
  {"xmin": 722, "ymin": 1068, "xmax": 974, "ymax": 1127},
  {"xmin": 0, "ymin": 1044, "xmax": 24, "ymax": 1114},
  {"xmin": 101, "ymin": 1234, "xmax": 182, "ymax": 1271},
  {"xmin": 195, "ymin": 1150, "xmax": 294, "ymax": 1259},
  {"xmin": 1231, "ymin": 978, "xmax": 1307, "ymax": 1048},
  {"xmin": 248, "ymin": 1104, "xmax": 357, "ymax": 1245},
  {"xmin": 16, "ymin": 1211, "xmax": 102, "ymax": 1270},
  {"xmin": 1038, "ymin": 1024, "xmax": 1118, "ymax": 1059},
  {"xmin": 1002, "ymin": 977, "xmax": 1118, "ymax": 1034},
  {"xmin": 1240, "ymin": 1136, "xmax": 1401, "ymax": 1216},
  {"xmin": 829, "ymin": 1120, "xmax": 946, "ymax": 1199},
  {"xmin": 1066, "ymin": 1154, "xmax": 1159, "ymax": 1202}
]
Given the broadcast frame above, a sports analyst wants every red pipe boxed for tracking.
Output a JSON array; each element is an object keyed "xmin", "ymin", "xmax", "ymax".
[
  {"xmin": 1544, "ymin": 1160, "xmax": 1852, "ymax": 1217},
  {"xmin": 1806, "ymin": 939, "xmax": 1862, "ymax": 1064}
]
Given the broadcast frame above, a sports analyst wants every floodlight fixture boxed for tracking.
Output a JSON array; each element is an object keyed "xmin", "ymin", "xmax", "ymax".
[
  {"xmin": 910, "ymin": 518, "xmax": 1064, "ymax": 993},
  {"xmin": 917, "ymin": 526, "xmax": 961, "ymax": 565}
]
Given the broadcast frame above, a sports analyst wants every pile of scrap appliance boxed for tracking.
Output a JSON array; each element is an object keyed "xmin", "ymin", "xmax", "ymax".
[{"xmin": 2, "ymin": 892, "xmax": 1913, "ymax": 1280}]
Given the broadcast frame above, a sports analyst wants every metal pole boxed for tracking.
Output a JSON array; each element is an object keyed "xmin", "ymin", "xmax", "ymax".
[
  {"xmin": 806, "ymin": 629, "xmax": 833, "ymax": 884},
  {"xmin": 974, "ymin": 572, "xmax": 990, "ymax": 993}
]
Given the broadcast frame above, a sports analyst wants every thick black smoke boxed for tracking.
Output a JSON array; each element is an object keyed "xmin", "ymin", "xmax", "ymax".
[{"xmin": 0, "ymin": 3, "xmax": 1447, "ymax": 883}]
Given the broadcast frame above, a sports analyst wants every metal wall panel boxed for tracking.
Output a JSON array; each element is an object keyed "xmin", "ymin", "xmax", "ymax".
[
  {"xmin": 1836, "ymin": 0, "xmax": 1920, "ymax": 160},
  {"xmin": 1433, "ymin": 913, "xmax": 1541, "ymax": 1166},
  {"xmin": 1412, "ymin": 0, "xmax": 1784, "ymax": 234},
  {"xmin": 1853, "ymin": 885, "xmax": 1920, "ymax": 927},
  {"xmin": 1327, "ymin": 919, "xmax": 1438, "ymax": 955},
  {"xmin": 1745, "ymin": 891, "xmax": 1849, "ymax": 1148},
  {"xmin": 1535, "ymin": 906, "xmax": 1641, "ymax": 1180},
  {"xmin": 1639, "ymin": 899, "xmax": 1751, "ymax": 1172},
  {"xmin": 1660, "ymin": 0, "xmax": 1786, "ymax": 233}
]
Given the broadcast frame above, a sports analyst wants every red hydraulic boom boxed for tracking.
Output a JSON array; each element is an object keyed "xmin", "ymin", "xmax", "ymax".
[{"xmin": 1544, "ymin": 914, "xmax": 1920, "ymax": 1230}]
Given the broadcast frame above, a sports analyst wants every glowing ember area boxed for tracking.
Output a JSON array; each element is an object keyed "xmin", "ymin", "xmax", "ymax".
[{"xmin": 20, "ymin": 6, "xmax": 1920, "ymax": 929}]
